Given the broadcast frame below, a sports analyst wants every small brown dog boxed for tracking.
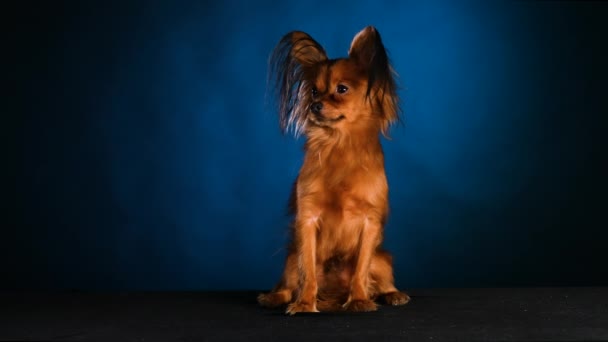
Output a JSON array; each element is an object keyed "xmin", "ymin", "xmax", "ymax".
[{"xmin": 258, "ymin": 26, "xmax": 409, "ymax": 315}]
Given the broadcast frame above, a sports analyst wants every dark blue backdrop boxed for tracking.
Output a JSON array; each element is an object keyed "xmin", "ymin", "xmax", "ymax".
[{"xmin": 7, "ymin": 1, "xmax": 607, "ymax": 290}]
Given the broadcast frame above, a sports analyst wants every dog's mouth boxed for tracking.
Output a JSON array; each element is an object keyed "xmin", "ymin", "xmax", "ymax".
[{"xmin": 308, "ymin": 113, "xmax": 345, "ymax": 127}]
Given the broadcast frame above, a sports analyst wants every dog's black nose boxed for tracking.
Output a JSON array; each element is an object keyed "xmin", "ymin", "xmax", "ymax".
[{"xmin": 311, "ymin": 102, "xmax": 323, "ymax": 114}]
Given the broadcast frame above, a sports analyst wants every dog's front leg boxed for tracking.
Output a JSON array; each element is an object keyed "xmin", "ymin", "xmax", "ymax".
[
  {"xmin": 344, "ymin": 215, "xmax": 381, "ymax": 312},
  {"xmin": 286, "ymin": 213, "xmax": 319, "ymax": 315}
]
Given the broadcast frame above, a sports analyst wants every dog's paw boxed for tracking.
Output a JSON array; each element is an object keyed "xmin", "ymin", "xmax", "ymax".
[
  {"xmin": 286, "ymin": 301, "xmax": 318, "ymax": 315},
  {"xmin": 383, "ymin": 291, "xmax": 410, "ymax": 306},
  {"xmin": 257, "ymin": 292, "xmax": 290, "ymax": 308},
  {"xmin": 343, "ymin": 299, "xmax": 378, "ymax": 312}
]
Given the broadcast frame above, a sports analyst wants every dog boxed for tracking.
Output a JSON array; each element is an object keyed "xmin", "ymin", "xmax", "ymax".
[{"xmin": 258, "ymin": 26, "xmax": 409, "ymax": 315}]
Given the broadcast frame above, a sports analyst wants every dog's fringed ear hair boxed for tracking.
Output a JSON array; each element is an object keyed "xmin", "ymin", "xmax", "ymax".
[
  {"xmin": 268, "ymin": 31, "xmax": 328, "ymax": 136},
  {"xmin": 349, "ymin": 26, "xmax": 400, "ymax": 136}
]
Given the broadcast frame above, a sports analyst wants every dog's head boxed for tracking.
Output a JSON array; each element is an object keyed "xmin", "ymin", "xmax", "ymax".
[{"xmin": 269, "ymin": 26, "xmax": 400, "ymax": 137}]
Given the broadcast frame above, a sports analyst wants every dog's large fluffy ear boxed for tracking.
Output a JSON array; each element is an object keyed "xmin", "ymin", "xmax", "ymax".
[
  {"xmin": 289, "ymin": 32, "xmax": 328, "ymax": 66},
  {"xmin": 268, "ymin": 31, "xmax": 327, "ymax": 136},
  {"xmin": 349, "ymin": 26, "xmax": 400, "ymax": 136}
]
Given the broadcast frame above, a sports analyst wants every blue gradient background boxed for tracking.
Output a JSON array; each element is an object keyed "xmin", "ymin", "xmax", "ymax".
[{"xmin": 7, "ymin": 1, "xmax": 607, "ymax": 290}]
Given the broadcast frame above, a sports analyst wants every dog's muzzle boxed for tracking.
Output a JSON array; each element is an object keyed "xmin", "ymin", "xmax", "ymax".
[{"xmin": 309, "ymin": 102, "xmax": 345, "ymax": 124}]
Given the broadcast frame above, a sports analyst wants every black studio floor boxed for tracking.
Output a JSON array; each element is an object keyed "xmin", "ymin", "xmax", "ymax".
[{"xmin": 1, "ymin": 287, "xmax": 607, "ymax": 341}]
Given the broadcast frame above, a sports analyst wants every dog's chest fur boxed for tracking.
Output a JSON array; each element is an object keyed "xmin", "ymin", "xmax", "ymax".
[{"xmin": 296, "ymin": 135, "xmax": 389, "ymax": 261}]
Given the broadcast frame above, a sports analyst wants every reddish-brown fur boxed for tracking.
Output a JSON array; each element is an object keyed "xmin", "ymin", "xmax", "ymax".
[{"xmin": 258, "ymin": 26, "xmax": 409, "ymax": 314}]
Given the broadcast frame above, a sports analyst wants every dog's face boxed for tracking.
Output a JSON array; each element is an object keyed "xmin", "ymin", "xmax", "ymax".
[
  {"xmin": 307, "ymin": 59, "xmax": 370, "ymax": 131},
  {"xmin": 270, "ymin": 26, "xmax": 400, "ymax": 137}
]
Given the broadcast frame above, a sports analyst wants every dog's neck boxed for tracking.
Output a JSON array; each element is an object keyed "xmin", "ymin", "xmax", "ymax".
[{"xmin": 303, "ymin": 125, "xmax": 384, "ymax": 168}]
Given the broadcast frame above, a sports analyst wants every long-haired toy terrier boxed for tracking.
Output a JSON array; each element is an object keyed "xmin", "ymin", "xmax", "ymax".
[{"xmin": 258, "ymin": 26, "xmax": 410, "ymax": 314}]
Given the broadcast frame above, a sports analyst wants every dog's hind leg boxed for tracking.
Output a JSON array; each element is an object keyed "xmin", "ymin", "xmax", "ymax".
[
  {"xmin": 369, "ymin": 250, "xmax": 410, "ymax": 306},
  {"xmin": 257, "ymin": 249, "xmax": 298, "ymax": 308}
]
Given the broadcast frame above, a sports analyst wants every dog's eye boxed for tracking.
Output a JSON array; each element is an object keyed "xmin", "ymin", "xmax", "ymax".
[
  {"xmin": 337, "ymin": 84, "xmax": 348, "ymax": 94},
  {"xmin": 312, "ymin": 87, "xmax": 318, "ymax": 96}
]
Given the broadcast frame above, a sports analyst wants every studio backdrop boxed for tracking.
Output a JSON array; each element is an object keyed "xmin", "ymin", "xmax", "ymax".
[{"xmin": 7, "ymin": 0, "xmax": 607, "ymax": 290}]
